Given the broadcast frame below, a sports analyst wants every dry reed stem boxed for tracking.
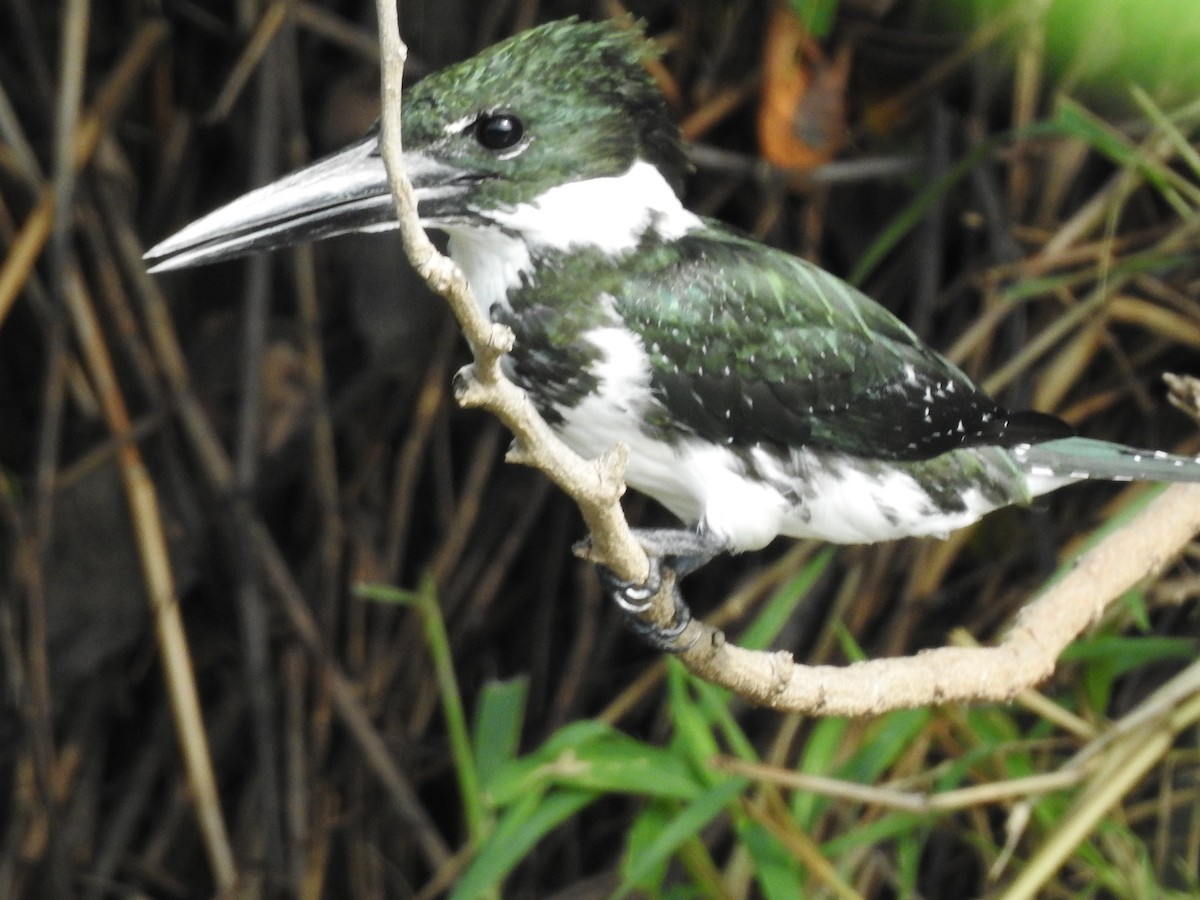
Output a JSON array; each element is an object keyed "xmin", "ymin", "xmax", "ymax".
[
  {"xmin": 114, "ymin": 201, "xmax": 457, "ymax": 873},
  {"xmin": 0, "ymin": 21, "xmax": 167, "ymax": 331},
  {"xmin": 60, "ymin": 265, "xmax": 236, "ymax": 887}
]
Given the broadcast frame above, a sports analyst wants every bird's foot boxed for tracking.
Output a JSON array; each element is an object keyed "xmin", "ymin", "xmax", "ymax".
[
  {"xmin": 586, "ymin": 529, "xmax": 721, "ymax": 652},
  {"xmin": 600, "ymin": 528, "xmax": 718, "ymax": 612}
]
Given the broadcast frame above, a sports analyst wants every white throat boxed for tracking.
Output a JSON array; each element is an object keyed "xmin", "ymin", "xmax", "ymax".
[{"xmin": 440, "ymin": 159, "xmax": 701, "ymax": 316}]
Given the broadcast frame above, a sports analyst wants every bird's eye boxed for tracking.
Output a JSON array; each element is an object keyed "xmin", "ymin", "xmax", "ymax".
[{"xmin": 474, "ymin": 112, "xmax": 524, "ymax": 151}]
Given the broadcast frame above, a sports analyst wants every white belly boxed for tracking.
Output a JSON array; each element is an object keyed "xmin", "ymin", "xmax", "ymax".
[{"xmin": 547, "ymin": 325, "xmax": 1028, "ymax": 552}]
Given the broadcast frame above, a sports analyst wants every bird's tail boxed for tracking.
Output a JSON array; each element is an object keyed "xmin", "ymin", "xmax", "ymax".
[{"xmin": 1016, "ymin": 436, "xmax": 1200, "ymax": 496}]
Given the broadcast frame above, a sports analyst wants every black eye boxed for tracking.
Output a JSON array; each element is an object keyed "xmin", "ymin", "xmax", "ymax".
[{"xmin": 474, "ymin": 112, "xmax": 524, "ymax": 151}]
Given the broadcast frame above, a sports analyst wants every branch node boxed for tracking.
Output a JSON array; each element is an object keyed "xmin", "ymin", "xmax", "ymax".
[
  {"xmin": 489, "ymin": 322, "xmax": 515, "ymax": 354},
  {"xmin": 769, "ymin": 651, "xmax": 794, "ymax": 694},
  {"xmin": 1164, "ymin": 372, "xmax": 1200, "ymax": 424},
  {"xmin": 452, "ymin": 365, "xmax": 483, "ymax": 407},
  {"xmin": 593, "ymin": 444, "xmax": 630, "ymax": 503},
  {"xmin": 596, "ymin": 443, "xmax": 629, "ymax": 479},
  {"xmin": 506, "ymin": 441, "xmax": 535, "ymax": 467}
]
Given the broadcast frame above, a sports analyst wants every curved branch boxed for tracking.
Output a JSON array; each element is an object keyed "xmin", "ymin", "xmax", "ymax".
[
  {"xmin": 372, "ymin": 1, "xmax": 1200, "ymax": 715},
  {"xmin": 670, "ymin": 482, "xmax": 1200, "ymax": 714},
  {"xmin": 372, "ymin": 0, "xmax": 649, "ymax": 590}
]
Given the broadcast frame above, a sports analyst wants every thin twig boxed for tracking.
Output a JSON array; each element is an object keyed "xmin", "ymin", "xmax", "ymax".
[{"xmin": 372, "ymin": 0, "xmax": 653, "ymax": 591}]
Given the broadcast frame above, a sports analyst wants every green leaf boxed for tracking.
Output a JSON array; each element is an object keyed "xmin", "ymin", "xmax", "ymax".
[
  {"xmin": 791, "ymin": 717, "xmax": 851, "ymax": 825},
  {"xmin": 687, "ymin": 671, "xmax": 758, "ymax": 763},
  {"xmin": 737, "ymin": 820, "xmax": 805, "ymax": 899},
  {"xmin": 618, "ymin": 778, "xmax": 749, "ymax": 895},
  {"xmin": 451, "ymin": 786, "xmax": 595, "ymax": 900},
  {"xmin": 823, "ymin": 809, "xmax": 933, "ymax": 857},
  {"xmin": 667, "ymin": 661, "xmax": 725, "ymax": 771},
  {"xmin": 1063, "ymin": 634, "xmax": 1196, "ymax": 669},
  {"xmin": 739, "ymin": 548, "xmax": 834, "ymax": 651},
  {"xmin": 1064, "ymin": 634, "xmax": 1197, "ymax": 712},
  {"xmin": 831, "ymin": 619, "xmax": 867, "ymax": 663},
  {"xmin": 785, "ymin": 0, "xmax": 839, "ymax": 39},
  {"xmin": 355, "ymin": 581, "xmax": 420, "ymax": 605},
  {"xmin": 473, "ymin": 677, "xmax": 528, "ymax": 789},
  {"xmin": 486, "ymin": 724, "xmax": 701, "ymax": 804},
  {"xmin": 895, "ymin": 820, "xmax": 930, "ymax": 897},
  {"xmin": 549, "ymin": 737, "xmax": 701, "ymax": 799},
  {"xmin": 839, "ymin": 709, "xmax": 931, "ymax": 784},
  {"xmin": 625, "ymin": 801, "xmax": 675, "ymax": 893},
  {"xmin": 1053, "ymin": 98, "xmax": 1191, "ymax": 214}
]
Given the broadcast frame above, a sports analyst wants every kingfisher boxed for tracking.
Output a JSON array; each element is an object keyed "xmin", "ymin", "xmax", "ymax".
[{"xmin": 146, "ymin": 19, "xmax": 1200, "ymax": 642}]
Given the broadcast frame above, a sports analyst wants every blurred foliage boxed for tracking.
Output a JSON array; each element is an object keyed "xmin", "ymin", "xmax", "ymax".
[{"xmin": 935, "ymin": 0, "xmax": 1200, "ymax": 104}]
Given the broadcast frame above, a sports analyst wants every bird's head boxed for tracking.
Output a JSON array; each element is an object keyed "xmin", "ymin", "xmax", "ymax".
[{"xmin": 144, "ymin": 18, "xmax": 689, "ymax": 272}]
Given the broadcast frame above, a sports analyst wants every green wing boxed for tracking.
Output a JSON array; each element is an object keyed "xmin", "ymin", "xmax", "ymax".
[{"xmin": 611, "ymin": 227, "xmax": 1068, "ymax": 460}]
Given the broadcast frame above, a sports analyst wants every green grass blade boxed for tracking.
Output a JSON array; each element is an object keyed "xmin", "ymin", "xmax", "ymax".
[
  {"xmin": 358, "ymin": 576, "xmax": 486, "ymax": 842},
  {"xmin": 739, "ymin": 548, "xmax": 835, "ymax": 651},
  {"xmin": 485, "ymin": 722, "xmax": 701, "ymax": 804},
  {"xmin": 617, "ymin": 777, "xmax": 749, "ymax": 896},
  {"xmin": 450, "ymin": 787, "xmax": 596, "ymax": 900},
  {"xmin": 472, "ymin": 677, "xmax": 528, "ymax": 789}
]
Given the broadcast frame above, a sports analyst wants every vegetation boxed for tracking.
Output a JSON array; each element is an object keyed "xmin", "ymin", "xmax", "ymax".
[{"xmin": 1, "ymin": 0, "xmax": 1197, "ymax": 896}]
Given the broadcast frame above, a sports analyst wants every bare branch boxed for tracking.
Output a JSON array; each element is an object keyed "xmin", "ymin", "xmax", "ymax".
[
  {"xmin": 371, "ymin": 0, "xmax": 650, "ymax": 588},
  {"xmin": 371, "ymin": 1, "xmax": 1200, "ymax": 714},
  {"xmin": 671, "ymin": 482, "xmax": 1200, "ymax": 714}
]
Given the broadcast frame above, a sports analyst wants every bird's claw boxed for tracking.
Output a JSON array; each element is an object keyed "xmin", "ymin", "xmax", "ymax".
[
  {"xmin": 597, "ymin": 560, "xmax": 696, "ymax": 651},
  {"xmin": 589, "ymin": 528, "xmax": 721, "ymax": 652},
  {"xmin": 606, "ymin": 557, "xmax": 662, "ymax": 614},
  {"xmin": 623, "ymin": 589, "xmax": 695, "ymax": 651}
]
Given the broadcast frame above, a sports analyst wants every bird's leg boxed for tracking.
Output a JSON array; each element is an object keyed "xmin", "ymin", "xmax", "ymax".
[{"xmin": 593, "ymin": 528, "xmax": 722, "ymax": 652}]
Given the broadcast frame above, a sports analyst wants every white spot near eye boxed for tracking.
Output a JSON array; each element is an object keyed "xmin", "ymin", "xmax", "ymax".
[{"xmin": 444, "ymin": 114, "xmax": 477, "ymax": 134}]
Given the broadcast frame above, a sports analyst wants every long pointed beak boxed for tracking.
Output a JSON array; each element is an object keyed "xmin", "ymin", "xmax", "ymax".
[{"xmin": 144, "ymin": 134, "xmax": 467, "ymax": 272}]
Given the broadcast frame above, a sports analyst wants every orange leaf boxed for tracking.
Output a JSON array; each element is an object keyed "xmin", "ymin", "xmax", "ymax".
[{"xmin": 758, "ymin": 7, "xmax": 852, "ymax": 170}]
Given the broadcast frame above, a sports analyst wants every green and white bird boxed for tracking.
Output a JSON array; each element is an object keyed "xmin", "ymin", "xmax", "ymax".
[{"xmin": 146, "ymin": 19, "xmax": 1200, "ymax": 631}]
